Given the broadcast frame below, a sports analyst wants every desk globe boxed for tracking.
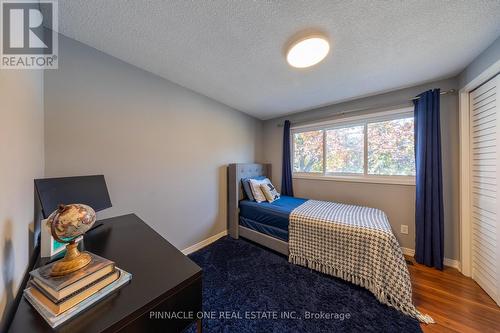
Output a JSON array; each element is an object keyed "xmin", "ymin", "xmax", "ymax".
[{"xmin": 47, "ymin": 204, "xmax": 96, "ymax": 276}]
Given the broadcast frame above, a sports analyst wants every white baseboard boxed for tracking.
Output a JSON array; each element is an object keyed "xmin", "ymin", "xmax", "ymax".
[
  {"xmin": 401, "ymin": 247, "xmax": 461, "ymax": 270},
  {"xmin": 401, "ymin": 247, "xmax": 416, "ymax": 257},
  {"xmin": 182, "ymin": 235, "xmax": 462, "ymax": 270},
  {"xmin": 182, "ymin": 230, "xmax": 228, "ymax": 255},
  {"xmin": 443, "ymin": 258, "xmax": 461, "ymax": 271}
]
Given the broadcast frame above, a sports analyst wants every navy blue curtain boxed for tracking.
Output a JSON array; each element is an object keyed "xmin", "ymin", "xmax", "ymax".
[
  {"xmin": 414, "ymin": 89, "xmax": 444, "ymax": 270},
  {"xmin": 281, "ymin": 120, "xmax": 294, "ymax": 196}
]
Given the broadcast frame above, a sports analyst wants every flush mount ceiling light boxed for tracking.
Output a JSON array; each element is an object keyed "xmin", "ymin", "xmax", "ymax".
[{"xmin": 286, "ymin": 34, "xmax": 330, "ymax": 68}]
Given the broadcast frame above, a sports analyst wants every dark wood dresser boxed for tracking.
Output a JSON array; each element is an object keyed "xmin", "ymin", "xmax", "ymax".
[{"xmin": 8, "ymin": 214, "xmax": 202, "ymax": 333}]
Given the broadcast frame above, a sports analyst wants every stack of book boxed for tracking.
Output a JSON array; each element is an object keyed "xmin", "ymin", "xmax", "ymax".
[{"xmin": 24, "ymin": 252, "xmax": 131, "ymax": 328}]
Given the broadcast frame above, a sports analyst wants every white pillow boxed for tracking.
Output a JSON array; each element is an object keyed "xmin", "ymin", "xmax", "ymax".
[
  {"xmin": 260, "ymin": 182, "xmax": 280, "ymax": 203},
  {"xmin": 249, "ymin": 178, "xmax": 269, "ymax": 203}
]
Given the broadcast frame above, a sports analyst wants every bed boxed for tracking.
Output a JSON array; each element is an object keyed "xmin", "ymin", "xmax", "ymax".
[
  {"xmin": 227, "ymin": 163, "xmax": 433, "ymax": 323},
  {"xmin": 227, "ymin": 163, "xmax": 291, "ymax": 255},
  {"xmin": 239, "ymin": 195, "xmax": 307, "ymax": 242}
]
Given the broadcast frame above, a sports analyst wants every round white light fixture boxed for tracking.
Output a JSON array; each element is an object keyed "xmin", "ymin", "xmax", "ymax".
[{"xmin": 286, "ymin": 35, "xmax": 330, "ymax": 68}]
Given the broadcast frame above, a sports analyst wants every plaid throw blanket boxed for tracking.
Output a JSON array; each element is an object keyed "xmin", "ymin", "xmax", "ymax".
[{"xmin": 289, "ymin": 200, "xmax": 433, "ymax": 323}]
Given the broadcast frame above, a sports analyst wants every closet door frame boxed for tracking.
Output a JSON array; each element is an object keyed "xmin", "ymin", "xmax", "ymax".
[{"xmin": 459, "ymin": 60, "xmax": 500, "ymax": 278}]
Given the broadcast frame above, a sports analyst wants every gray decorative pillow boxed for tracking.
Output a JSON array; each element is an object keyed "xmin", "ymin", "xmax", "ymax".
[
  {"xmin": 242, "ymin": 176, "xmax": 266, "ymax": 201},
  {"xmin": 260, "ymin": 182, "xmax": 280, "ymax": 203}
]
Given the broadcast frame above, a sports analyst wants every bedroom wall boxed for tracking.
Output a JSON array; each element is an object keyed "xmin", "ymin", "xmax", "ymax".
[
  {"xmin": 459, "ymin": 35, "xmax": 500, "ymax": 88},
  {"xmin": 44, "ymin": 35, "xmax": 263, "ymax": 250},
  {"xmin": 0, "ymin": 70, "xmax": 44, "ymax": 328},
  {"xmin": 262, "ymin": 77, "xmax": 459, "ymax": 260}
]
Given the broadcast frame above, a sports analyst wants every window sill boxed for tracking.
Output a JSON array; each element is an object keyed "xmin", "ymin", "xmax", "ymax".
[{"xmin": 292, "ymin": 173, "xmax": 416, "ymax": 186}]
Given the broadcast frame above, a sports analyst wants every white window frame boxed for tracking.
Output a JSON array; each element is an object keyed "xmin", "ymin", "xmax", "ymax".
[{"xmin": 291, "ymin": 107, "xmax": 416, "ymax": 186}]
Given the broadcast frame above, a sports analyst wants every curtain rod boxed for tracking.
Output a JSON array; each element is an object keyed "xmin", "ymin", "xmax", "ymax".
[
  {"xmin": 410, "ymin": 88, "xmax": 456, "ymax": 101},
  {"xmin": 277, "ymin": 88, "xmax": 457, "ymax": 127}
]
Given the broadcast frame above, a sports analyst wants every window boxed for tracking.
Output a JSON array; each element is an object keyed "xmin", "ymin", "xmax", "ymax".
[
  {"xmin": 326, "ymin": 125, "xmax": 364, "ymax": 174},
  {"xmin": 293, "ymin": 130, "xmax": 323, "ymax": 173},
  {"xmin": 292, "ymin": 108, "xmax": 415, "ymax": 185},
  {"xmin": 367, "ymin": 118, "xmax": 415, "ymax": 176}
]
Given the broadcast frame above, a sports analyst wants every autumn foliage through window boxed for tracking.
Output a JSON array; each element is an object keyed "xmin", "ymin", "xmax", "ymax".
[{"xmin": 293, "ymin": 111, "xmax": 416, "ymax": 178}]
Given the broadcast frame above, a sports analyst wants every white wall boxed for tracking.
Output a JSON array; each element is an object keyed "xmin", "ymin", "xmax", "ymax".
[
  {"xmin": 0, "ymin": 70, "xmax": 44, "ymax": 326},
  {"xmin": 44, "ymin": 35, "xmax": 263, "ymax": 250},
  {"xmin": 262, "ymin": 78, "xmax": 459, "ymax": 259}
]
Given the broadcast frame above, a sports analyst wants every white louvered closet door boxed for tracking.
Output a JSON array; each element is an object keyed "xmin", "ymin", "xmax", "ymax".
[{"xmin": 470, "ymin": 74, "xmax": 500, "ymax": 306}]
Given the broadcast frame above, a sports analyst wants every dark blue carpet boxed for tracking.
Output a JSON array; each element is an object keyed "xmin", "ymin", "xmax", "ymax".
[{"xmin": 188, "ymin": 236, "xmax": 422, "ymax": 333}]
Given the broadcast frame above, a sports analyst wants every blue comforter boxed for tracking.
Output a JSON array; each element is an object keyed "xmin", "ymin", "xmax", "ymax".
[{"xmin": 239, "ymin": 196, "xmax": 307, "ymax": 241}]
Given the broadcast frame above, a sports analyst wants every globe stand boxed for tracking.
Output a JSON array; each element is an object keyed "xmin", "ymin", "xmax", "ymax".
[
  {"xmin": 50, "ymin": 240, "xmax": 92, "ymax": 276},
  {"xmin": 48, "ymin": 204, "xmax": 95, "ymax": 277}
]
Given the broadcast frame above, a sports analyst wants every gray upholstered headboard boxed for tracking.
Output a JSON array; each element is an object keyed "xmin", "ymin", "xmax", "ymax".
[{"xmin": 227, "ymin": 163, "xmax": 272, "ymax": 239}]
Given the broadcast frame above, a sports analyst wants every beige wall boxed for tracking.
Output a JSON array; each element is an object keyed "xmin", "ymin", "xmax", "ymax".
[
  {"xmin": 263, "ymin": 78, "xmax": 459, "ymax": 260},
  {"xmin": 44, "ymin": 35, "xmax": 263, "ymax": 250},
  {"xmin": 0, "ymin": 70, "xmax": 44, "ymax": 326}
]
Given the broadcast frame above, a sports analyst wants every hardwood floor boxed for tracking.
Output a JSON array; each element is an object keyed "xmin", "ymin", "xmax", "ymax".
[{"xmin": 405, "ymin": 257, "xmax": 500, "ymax": 332}]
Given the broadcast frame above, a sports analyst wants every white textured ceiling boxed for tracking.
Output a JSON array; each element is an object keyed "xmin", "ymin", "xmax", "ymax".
[{"xmin": 57, "ymin": 0, "xmax": 500, "ymax": 120}]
